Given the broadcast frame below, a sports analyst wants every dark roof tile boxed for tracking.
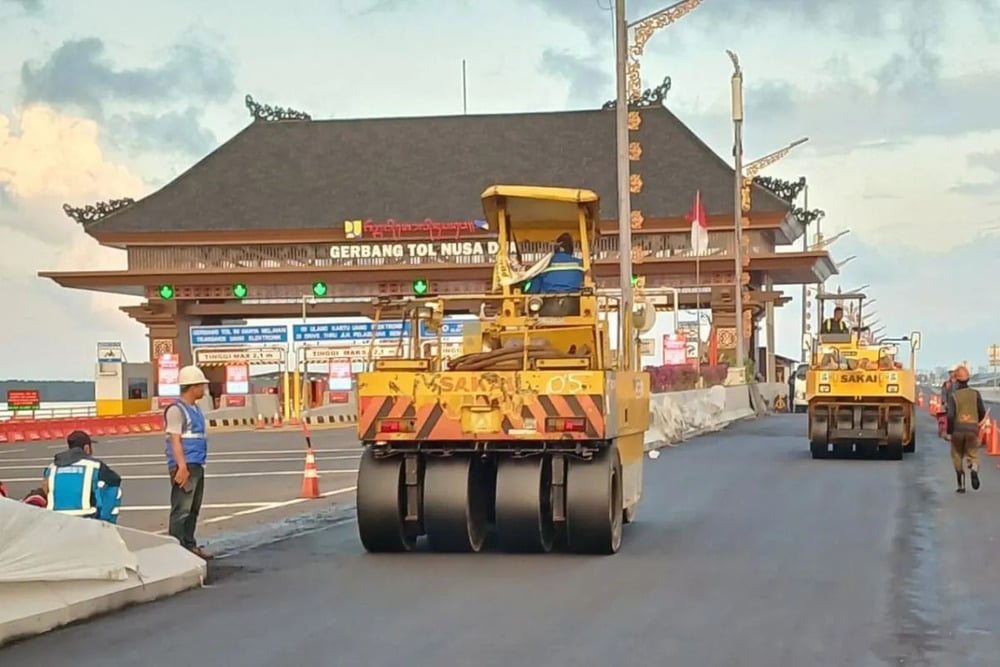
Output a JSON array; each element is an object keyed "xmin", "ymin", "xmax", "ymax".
[{"xmin": 88, "ymin": 108, "xmax": 790, "ymax": 234}]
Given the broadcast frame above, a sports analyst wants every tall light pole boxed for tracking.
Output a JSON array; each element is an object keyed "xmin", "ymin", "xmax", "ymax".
[
  {"xmin": 728, "ymin": 49, "xmax": 745, "ymax": 373},
  {"xmin": 613, "ymin": 0, "xmax": 702, "ymax": 371},
  {"xmin": 614, "ymin": 0, "xmax": 634, "ymax": 370}
]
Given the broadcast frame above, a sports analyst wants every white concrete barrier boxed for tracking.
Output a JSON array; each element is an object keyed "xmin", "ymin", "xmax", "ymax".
[
  {"xmin": 0, "ymin": 499, "xmax": 206, "ymax": 647},
  {"xmin": 644, "ymin": 384, "xmax": 754, "ymax": 450}
]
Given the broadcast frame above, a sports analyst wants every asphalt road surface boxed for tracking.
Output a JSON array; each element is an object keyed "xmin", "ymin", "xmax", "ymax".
[
  {"xmin": 0, "ymin": 427, "xmax": 359, "ymax": 542},
  {"xmin": 5, "ymin": 412, "xmax": 1000, "ymax": 666}
]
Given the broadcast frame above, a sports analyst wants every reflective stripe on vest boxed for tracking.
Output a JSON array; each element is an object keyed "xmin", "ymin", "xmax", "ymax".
[
  {"xmin": 165, "ymin": 400, "xmax": 208, "ymax": 466},
  {"xmin": 539, "ymin": 262, "xmax": 584, "ymax": 275},
  {"xmin": 953, "ymin": 387, "xmax": 980, "ymax": 432},
  {"xmin": 46, "ymin": 458, "xmax": 100, "ymax": 517}
]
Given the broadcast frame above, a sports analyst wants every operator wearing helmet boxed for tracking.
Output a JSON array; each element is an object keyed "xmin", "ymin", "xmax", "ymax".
[{"xmin": 946, "ymin": 364, "xmax": 986, "ymax": 493}]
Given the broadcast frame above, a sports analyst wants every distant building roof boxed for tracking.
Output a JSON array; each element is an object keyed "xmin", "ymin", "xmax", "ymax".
[{"xmin": 81, "ymin": 107, "xmax": 790, "ymax": 235}]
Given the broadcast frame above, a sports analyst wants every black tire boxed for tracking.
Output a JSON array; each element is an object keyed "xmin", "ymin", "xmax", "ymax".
[
  {"xmin": 423, "ymin": 456, "xmax": 489, "ymax": 553},
  {"xmin": 495, "ymin": 455, "xmax": 555, "ymax": 553},
  {"xmin": 566, "ymin": 444, "xmax": 624, "ymax": 555},
  {"xmin": 356, "ymin": 448, "xmax": 417, "ymax": 553}
]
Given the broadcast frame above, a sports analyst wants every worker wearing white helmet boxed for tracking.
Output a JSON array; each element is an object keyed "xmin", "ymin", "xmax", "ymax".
[
  {"xmin": 946, "ymin": 364, "xmax": 986, "ymax": 493},
  {"xmin": 163, "ymin": 365, "xmax": 213, "ymax": 559}
]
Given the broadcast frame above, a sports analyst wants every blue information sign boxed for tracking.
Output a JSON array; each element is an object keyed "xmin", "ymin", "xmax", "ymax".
[
  {"xmin": 190, "ymin": 325, "xmax": 289, "ymax": 347},
  {"xmin": 292, "ymin": 321, "xmax": 411, "ymax": 342}
]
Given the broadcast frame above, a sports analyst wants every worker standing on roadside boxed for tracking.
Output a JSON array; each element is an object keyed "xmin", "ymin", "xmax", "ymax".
[
  {"xmin": 165, "ymin": 365, "xmax": 213, "ymax": 559},
  {"xmin": 946, "ymin": 365, "xmax": 986, "ymax": 493}
]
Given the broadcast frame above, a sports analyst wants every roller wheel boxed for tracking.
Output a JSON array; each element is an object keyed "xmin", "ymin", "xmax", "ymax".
[
  {"xmin": 623, "ymin": 504, "xmax": 638, "ymax": 524},
  {"xmin": 356, "ymin": 448, "xmax": 416, "ymax": 553},
  {"xmin": 565, "ymin": 444, "xmax": 624, "ymax": 555},
  {"xmin": 423, "ymin": 456, "xmax": 489, "ymax": 553},
  {"xmin": 809, "ymin": 413, "xmax": 830, "ymax": 459},
  {"xmin": 904, "ymin": 426, "xmax": 916, "ymax": 454},
  {"xmin": 886, "ymin": 418, "xmax": 905, "ymax": 460},
  {"xmin": 495, "ymin": 456, "xmax": 555, "ymax": 553}
]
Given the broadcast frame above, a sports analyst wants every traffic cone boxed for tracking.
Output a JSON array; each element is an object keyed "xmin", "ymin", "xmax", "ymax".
[
  {"xmin": 255, "ymin": 413, "xmax": 265, "ymax": 429},
  {"xmin": 272, "ymin": 410, "xmax": 282, "ymax": 428},
  {"xmin": 301, "ymin": 445, "xmax": 321, "ymax": 498},
  {"xmin": 989, "ymin": 419, "xmax": 1000, "ymax": 456}
]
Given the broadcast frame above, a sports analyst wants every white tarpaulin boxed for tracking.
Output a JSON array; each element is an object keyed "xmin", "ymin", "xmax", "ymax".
[{"xmin": 0, "ymin": 498, "xmax": 138, "ymax": 583}]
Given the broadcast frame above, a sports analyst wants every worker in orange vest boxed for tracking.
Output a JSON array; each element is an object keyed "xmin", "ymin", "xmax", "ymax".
[{"xmin": 945, "ymin": 365, "xmax": 986, "ymax": 493}]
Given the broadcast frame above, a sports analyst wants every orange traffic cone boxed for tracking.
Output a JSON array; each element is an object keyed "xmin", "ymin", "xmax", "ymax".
[
  {"xmin": 272, "ymin": 411, "xmax": 282, "ymax": 428},
  {"xmin": 989, "ymin": 419, "xmax": 1000, "ymax": 456},
  {"xmin": 255, "ymin": 413, "xmax": 265, "ymax": 429},
  {"xmin": 301, "ymin": 446, "xmax": 321, "ymax": 499}
]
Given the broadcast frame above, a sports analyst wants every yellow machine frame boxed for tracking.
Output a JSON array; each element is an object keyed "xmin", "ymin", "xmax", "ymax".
[
  {"xmin": 803, "ymin": 292, "xmax": 922, "ymax": 459},
  {"xmin": 353, "ymin": 185, "xmax": 650, "ymax": 556}
]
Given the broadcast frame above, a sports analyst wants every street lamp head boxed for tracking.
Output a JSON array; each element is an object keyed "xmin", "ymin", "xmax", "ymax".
[{"xmin": 790, "ymin": 137, "xmax": 809, "ymax": 149}]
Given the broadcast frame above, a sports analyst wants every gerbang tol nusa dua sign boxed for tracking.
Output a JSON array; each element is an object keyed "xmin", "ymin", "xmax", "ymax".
[{"xmin": 329, "ymin": 241, "xmax": 500, "ymax": 260}]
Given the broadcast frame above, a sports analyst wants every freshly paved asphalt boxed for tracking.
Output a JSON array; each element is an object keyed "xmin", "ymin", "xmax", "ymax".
[
  {"xmin": 0, "ymin": 427, "xmax": 359, "ymax": 541},
  {"xmin": 4, "ymin": 411, "xmax": 1000, "ymax": 666}
]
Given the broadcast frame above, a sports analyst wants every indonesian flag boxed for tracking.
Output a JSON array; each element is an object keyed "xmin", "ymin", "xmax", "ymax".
[{"xmin": 687, "ymin": 190, "xmax": 708, "ymax": 255}]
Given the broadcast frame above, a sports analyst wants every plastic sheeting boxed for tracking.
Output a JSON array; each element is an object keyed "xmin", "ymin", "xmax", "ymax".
[{"xmin": 0, "ymin": 497, "xmax": 138, "ymax": 583}]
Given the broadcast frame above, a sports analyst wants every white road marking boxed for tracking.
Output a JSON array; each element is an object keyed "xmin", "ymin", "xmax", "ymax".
[
  {"xmin": 0, "ymin": 454, "xmax": 361, "ymax": 472},
  {"xmin": 0, "ymin": 448, "xmax": 360, "ymax": 465},
  {"xmin": 1, "ymin": 469, "xmax": 359, "ymax": 484},
  {"xmin": 122, "ymin": 502, "xmax": 276, "ymax": 511},
  {"xmin": 151, "ymin": 485, "xmax": 358, "ymax": 533}
]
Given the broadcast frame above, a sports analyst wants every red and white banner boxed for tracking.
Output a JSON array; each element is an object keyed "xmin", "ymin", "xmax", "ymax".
[
  {"xmin": 328, "ymin": 361, "xmax": 352, "ymax": 404},
  {"xmin": 225, "ymin": 363, "xmax": 249, "ymax": 395},
  {"xmin": 662, "ymin": 334, "xmax": 687, "ymax": 365},
  {"xmin": 157, "ymin": 353, "xmax": 180, "ymax": 397}
]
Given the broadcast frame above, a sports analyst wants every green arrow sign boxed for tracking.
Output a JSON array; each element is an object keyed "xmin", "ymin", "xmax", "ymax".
[
  {"xmin": 312, "ymin": 281, "xmax": 328, "ymax": 297},
  {"xmin": 158, "ymin": 284, "xmax": 175, "ymax": 300},
  {"xmin": 232, "ymin": 283, "xmax": 248, "ymax": 299},
  {"xmin": 413, "ymin": 279, "xmax": 428, "ymax": 296}
]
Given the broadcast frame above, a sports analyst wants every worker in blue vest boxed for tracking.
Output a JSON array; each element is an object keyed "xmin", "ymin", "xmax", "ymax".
[
  {"xmin": 165, "ymin": 365, "xmax": 213, "ymax": 559},
  {"xmin": 526, "ymin": 233, "xmax": 585, "ymax": 294},
  {"xmin": 42, "ymin": 430, "xmax": 122, "ymax": 521}
]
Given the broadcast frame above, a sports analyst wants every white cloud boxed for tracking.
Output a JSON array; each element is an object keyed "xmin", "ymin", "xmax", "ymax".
[{"xmin": 0, "ymin": 104, "xmax": 148, "ymax": 378}]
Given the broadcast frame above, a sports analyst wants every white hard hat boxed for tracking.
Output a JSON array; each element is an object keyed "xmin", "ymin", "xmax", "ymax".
[{"xmin": 178, "ymin": 365, "xmax": 209, "ymax": 386}]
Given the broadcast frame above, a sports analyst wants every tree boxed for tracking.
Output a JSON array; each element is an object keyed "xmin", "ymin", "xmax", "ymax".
[{"xmin": 753, "ymin": 176, "xmax": 826, "ymax": 228}]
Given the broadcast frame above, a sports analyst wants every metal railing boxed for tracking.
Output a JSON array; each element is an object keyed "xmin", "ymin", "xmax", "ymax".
[{"xmin": 0, "ymin": 405, "xmax": 98, "ymax": 422}]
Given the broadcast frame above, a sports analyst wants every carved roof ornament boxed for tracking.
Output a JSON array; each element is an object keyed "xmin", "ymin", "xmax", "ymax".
[
  {"xmin": 244, "ymin": 94, "xmax": 312, "ymax": 122},
  {"xmin": 62, "ymin": 198, "xmax": 136, "ymax": 225},
  {"xmin": 602, "ymin": 76, "xmax": 672, "ymax": 110}
]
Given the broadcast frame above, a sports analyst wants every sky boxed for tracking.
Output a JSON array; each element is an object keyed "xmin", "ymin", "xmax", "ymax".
[{"xmin": 1, "ymin": 0, "xmax": 998, "ymax": 380}]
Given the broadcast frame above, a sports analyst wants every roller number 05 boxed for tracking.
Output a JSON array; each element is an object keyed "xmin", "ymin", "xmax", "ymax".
[{"xmin": 545, "ymin": 375, "xmax": 584, "ymax": 394}]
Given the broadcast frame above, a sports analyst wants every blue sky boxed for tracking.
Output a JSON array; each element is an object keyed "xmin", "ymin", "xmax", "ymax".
[{"xmin": 0, "ymin": 0, "xmax": 998, "ymax": 379}]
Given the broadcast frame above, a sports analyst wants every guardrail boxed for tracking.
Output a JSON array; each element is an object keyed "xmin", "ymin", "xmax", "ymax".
[
  {"xmin": 0, "ymin": 412, "xmax": 164, "ymax": 444},
  {"xmin": 0, "ymin": 405, "xmax": 97, "ymax": 422}
]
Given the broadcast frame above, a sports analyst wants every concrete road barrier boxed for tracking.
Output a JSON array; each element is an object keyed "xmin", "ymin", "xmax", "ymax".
[
  {"xmin": 644, "ymin": 384, "xmax": 755, "ymax": 451},
  {"xmin": 0, "ymin": 499, "xmax": 206, "ymax": 647}
]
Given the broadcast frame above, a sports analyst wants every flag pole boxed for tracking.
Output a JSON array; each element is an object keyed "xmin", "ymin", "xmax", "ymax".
[{"xmin": 695, "ymin": 190, "xmax": 703, "ymax": 384}]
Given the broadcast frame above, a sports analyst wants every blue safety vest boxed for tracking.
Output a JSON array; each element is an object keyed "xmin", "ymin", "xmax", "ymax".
[
  {"xmin": 96, "ymin": 483, "xmax": 123, "ymax": 523},
  {"xmin": 43, "ymin": 457, "xmax": 101, "ymax": 518},
  {"xmin": 165, "ymin": 400, "xmax": 208, "ymax": 468},
  {"xmin": 528, "ymin": 252, "xmax": 584, "ymax": 293}
]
